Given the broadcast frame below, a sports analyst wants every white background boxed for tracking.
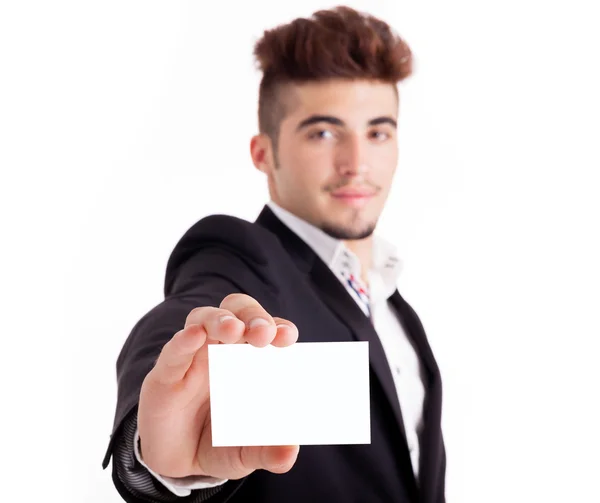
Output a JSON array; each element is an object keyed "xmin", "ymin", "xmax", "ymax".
[{"xmin": 1, "ymin": 1, "xmax": 599, "ymax": 501}]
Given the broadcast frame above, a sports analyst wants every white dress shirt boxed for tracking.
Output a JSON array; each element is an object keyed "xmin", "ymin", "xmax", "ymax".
[{"xmin": 134, "ymin": 201, "xmax": 426, "ymax": 496}]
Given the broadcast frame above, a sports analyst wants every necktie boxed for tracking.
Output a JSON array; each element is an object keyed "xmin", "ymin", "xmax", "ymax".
[{"xmin": 344, "ymin": 272, "xmax": 371, "ymax": 319}]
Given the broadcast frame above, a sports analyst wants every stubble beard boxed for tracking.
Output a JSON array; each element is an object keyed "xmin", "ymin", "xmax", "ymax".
[{"xmin": 319, "ymin": 210, "xmax": 377, "ymax": 240}]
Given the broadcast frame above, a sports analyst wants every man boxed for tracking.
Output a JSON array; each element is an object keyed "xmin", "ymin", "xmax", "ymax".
[{"xmin": 103, "ymin": 6, "xmax": 446, "ymax": 502}]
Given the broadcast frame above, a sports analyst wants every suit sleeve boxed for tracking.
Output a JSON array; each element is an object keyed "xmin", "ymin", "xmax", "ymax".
[
  {"xmin": 103, "ymin": 246, "xmax": 281, "ymax": 502},
  {"xmin": 111, "ymin": 408, "xmax": 230, "ymax": 502},
  {"xmin": 132, "ymin": 424, "xmax": 228, "ymax": 494}
]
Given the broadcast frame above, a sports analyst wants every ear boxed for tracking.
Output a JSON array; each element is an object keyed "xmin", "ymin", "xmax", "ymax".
[{"xmin": 250, "ymin": 134, "xmax": 276, "ymax": 174}]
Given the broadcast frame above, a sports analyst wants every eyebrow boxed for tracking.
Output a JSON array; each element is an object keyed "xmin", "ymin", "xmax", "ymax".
[{"xmin": 295, "ymin": 114, "xmax": 397, "ymax": 132}]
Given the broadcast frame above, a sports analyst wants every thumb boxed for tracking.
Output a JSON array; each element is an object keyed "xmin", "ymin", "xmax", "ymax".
[{"xmin": 239, "ymin": 445, "xmax": 300, "ymax": 474}]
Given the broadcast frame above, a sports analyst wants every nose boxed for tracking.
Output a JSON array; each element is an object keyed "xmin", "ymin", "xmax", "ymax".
[{"xmin": 336, "ymin": 134, "xmax": 368, "ymax": 178}]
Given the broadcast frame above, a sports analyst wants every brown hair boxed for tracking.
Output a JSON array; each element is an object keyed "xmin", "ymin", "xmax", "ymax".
[{"xmin": 254, "ymin": 6, "xmax": 413, "ymax": 145}]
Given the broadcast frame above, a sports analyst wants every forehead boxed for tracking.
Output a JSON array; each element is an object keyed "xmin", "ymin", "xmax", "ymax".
[{"xmin": 281, "ymin": 79, "xmax": 399, "ymax": 126}]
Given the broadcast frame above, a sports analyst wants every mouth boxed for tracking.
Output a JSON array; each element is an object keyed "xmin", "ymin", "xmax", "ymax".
[{"xmin": 329, "ymin": 188, "xmax": 376, "ymax": 207}]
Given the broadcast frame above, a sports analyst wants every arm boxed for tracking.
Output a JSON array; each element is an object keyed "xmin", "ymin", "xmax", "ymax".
[
  {"xmin": 105, "ymin": 273, "xmax": 248, "ymax": 502},
  {"xmin": 104, "ymin": 244, "xmax": 298, "ymax": 502}
]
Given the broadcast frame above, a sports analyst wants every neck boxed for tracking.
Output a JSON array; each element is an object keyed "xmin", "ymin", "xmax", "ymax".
[{"xmin": 344, "ymin": 236, "xmax": 373, "ymax": 286}]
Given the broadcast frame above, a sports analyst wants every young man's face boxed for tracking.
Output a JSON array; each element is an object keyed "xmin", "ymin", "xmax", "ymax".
[{"xmin": 252, "ymin": 78, "xmax": 399, "ymax": 240}]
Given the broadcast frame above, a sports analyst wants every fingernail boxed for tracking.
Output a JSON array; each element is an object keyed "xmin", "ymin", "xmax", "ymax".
[
  {"xmin": 219, "ymin": 315, "xmax": 235, "ymax": 323},
  {"xmin": 276, "ymin": 324, "xmax": 289, "ymax": 331},
  {"xmin": 248, "ymin": 318, "xmax": 270, "ymax": 329}
]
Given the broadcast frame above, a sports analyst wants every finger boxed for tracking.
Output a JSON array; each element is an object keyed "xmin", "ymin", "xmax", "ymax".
[
  {"xmin": 220, "ymin": 294, "xmax": 277, "ymax": 348},
  {"xmin": 239, "ymin": 445, "xmax": 300, "ymax": 475},
  {"xmin": 149, "ymin": 324, "xmax": 208, "ymax": 386},
  {"xmin": 185, "ymin": 306, "xmax": 247, "ymax": 344},
  {"xmin": 270, "ymin": 318, "xmax": 299, "ymax": 348}
]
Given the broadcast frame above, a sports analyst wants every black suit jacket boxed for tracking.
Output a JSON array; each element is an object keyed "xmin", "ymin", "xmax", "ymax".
[{"xmin": 103, "ymin": 205, "xmax": 446, "ymax": 503}]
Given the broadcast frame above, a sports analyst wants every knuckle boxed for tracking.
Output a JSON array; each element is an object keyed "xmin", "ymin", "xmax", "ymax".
[
  {"xmin": 220, "ymin": 292, "xmax": 251, "ymax": 310},
  {"xmin": 185, "ymin": 306, "xmax": 206, "ymax": 325},
  {"xmin": 212, "ymin": 308, "xmax": 235, "ymax": 321},
  {"xmin": 221, "ymin": 292, "xmax": 245, "ymax": 303},
  {"xmin": 274, "ymin": 318, "xmax": 296, "ymax": 329},
  {"xmin": 238, "ymin": 446, "xmax": 256, "ymax": 473},
  {"xmin": 239, "ymin": 306, "xmax": 272, "ymax": 323}
]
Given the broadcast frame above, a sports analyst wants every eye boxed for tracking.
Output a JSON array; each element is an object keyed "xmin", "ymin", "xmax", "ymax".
[
  {"xmin": 309, "ymin": 129, "xmax": 334, "ymax": 140},
  {"xmin": 369, "ymin": 130, "xmax": 391, "ymax": 142}
]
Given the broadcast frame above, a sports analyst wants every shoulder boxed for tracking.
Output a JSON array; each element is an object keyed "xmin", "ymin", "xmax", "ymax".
[
  {"xmin": 164, "ymin": 213, "xmax": 283, "ymax": 296},
  {"xmin": 169, "ymin": 213, "xmax": 280, "ymax": 264}
]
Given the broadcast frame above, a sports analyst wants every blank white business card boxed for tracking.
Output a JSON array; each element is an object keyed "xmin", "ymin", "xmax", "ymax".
[{"xmin": 208, "ymin": 341, "xmax": 370, "ymax": 447}]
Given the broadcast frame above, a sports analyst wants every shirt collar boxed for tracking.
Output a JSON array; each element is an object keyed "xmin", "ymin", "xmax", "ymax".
[{"xmin": 266, "ymin": 201, "xmax": 403, "ymax": 301}]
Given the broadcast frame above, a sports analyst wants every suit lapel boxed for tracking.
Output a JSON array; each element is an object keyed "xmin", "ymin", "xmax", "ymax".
[
  {"xmin": 255, "ymin": 207, "xmax": 409, "ymax": 438},
  {"xmin": 309, "ymin": 259, "xmax": 409, "ymax": 441},
  {"xmin": 389, "ymin": 290, "xmax": 444, "ymax": 496},
  {"xmin": 388, "ymin": 291, "xmax": 438, "ymax": 384}
]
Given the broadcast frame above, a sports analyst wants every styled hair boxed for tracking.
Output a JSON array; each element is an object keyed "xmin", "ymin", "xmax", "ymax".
[{"xmin": 253, "ymin": 6, "xmax": 413, "ymax": 144}]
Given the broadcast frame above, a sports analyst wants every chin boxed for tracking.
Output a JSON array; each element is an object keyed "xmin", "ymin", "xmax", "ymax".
[{"xmin": 319, "ymin": 220, "xmax": 377, "ymax": 241}]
